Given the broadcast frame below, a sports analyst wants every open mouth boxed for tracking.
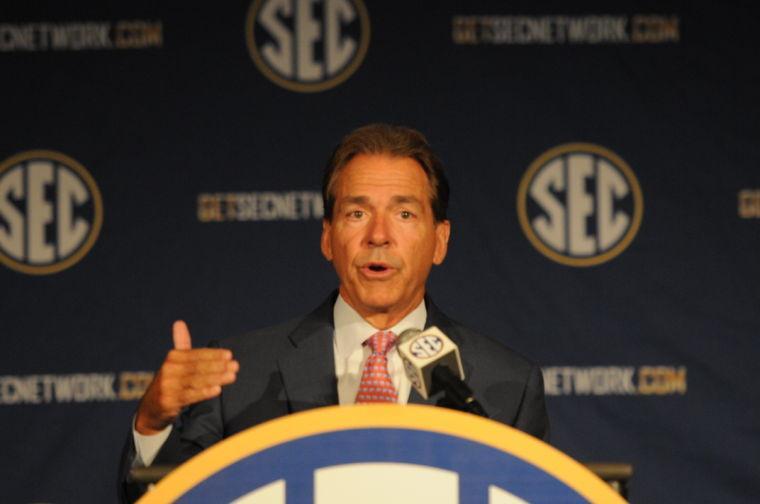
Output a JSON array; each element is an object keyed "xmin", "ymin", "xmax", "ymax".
[{"xmin": 361, "ymin": 262, "xmax": 395, "ymax": 277}]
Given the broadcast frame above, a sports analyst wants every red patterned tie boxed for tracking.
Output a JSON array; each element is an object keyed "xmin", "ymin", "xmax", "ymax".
[{"xmin": 355, "ymin": 331, "xmax": 398, "ymax": 403}]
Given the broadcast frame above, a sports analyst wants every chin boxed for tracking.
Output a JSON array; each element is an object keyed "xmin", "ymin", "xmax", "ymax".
[{"xmin": 355, "ymin": 290, "xmax": 402, "ymax": 313}]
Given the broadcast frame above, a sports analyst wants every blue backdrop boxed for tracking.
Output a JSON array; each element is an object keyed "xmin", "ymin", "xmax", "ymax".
[{"xmin": 1, "ymin": 1, "xmax": 758, "ymax": 502}]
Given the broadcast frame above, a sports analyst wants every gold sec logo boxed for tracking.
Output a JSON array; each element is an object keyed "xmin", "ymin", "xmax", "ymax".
[
  {"xmin": 0, "ymin": 150, "xmax": 103, "ymax": 275},
  {"xmin": 245, "ymin": 0, "xmax": 370, "ymax": 93},
  {"xmin": 517, "ymin": 143, "xmax": 643, "ymax": 267}
]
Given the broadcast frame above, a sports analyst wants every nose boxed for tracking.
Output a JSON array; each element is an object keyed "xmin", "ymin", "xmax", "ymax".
[{"xmin": 366, "ymin": 214, "xmax": 391, "ymax": 248}]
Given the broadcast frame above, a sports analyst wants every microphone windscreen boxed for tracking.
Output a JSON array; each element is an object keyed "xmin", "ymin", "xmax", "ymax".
[{"xmin": 396, "ymin": 326, "xmax": 465, "ymax": 399}]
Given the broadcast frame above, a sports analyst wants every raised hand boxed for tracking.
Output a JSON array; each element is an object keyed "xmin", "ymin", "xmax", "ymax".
[{"xmin": 134, "ymin": 321, "xmax": 239, "ymax": 435}]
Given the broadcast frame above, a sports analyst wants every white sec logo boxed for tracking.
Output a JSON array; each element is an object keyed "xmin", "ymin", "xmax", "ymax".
[
  {"xmin": 410, "ymin": 335, "xmax": 444, "ymax": 359},
  {"xmin": 0, "ymin": 150, "xmax": 103, "ymax": 275},
  {"xmin": 517, "ymin": 143, "xmax": 643, "ymax": 267},
  {"xmin": 245, "ymin": 0, "xmax": 370, "ymax": 93}
]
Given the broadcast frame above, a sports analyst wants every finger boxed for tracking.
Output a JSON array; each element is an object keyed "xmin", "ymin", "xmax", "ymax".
[
  {"xmin": 167, "ymin": 348, "xmax": 233, "ymax": 362},
  {"xmin": 178, "ymin": 385, "xmax": 223, "ymax": 405},
  {"xmin": 172, "ymin": 320, "xmax": 192, "ymax": 350},
  {"xmin": 181, "ymin": 371, "xmax": 238, "ymax": 390},
  {"xmin": 163, "ymin": 359, "xmax": 239, "ymax": 377},
  {"xmin": 153, "ymin": 368, "xmax": 234, "ymax": 400},
  {"xmin": 188, "ymin": 359, "xmax": 238, "ymax": 375}
]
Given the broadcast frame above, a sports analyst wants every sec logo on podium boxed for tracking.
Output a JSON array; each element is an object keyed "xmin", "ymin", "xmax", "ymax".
[{"xmin": 138, "ymin": 405, "xmax": 625, "ymax": 503}]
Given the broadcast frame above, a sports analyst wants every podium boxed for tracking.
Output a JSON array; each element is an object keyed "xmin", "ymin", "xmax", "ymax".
[{"xmin": 137, "ymin": 405, "xmax": 626, "ymax": 503}]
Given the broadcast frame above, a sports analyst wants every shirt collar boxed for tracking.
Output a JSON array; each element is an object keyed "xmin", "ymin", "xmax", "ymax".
[{"xmin": 333, "ymin": 294, "xmax": 427, "ymax": 359}]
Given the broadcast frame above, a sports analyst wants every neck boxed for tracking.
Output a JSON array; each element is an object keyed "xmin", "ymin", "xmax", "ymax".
[{"xmin": 339, "ymin": 290, "xmax": 424, "ymax": 330}]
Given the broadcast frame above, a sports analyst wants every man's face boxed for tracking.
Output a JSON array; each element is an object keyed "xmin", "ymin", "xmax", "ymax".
[{"xmin": 321, "ymin": 154, "xmax": 450, "ymax": 325}]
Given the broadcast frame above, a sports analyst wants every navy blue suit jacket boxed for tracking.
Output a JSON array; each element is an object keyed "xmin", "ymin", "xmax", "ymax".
[{"xmin": 119, "ymin": 292, "xmax": 548, "ymax": 501}]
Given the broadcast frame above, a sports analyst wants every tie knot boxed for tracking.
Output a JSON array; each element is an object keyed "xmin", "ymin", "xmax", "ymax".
[{"xmin": 366, "ymin": 331, "xmax": 396, "ymax": 355}]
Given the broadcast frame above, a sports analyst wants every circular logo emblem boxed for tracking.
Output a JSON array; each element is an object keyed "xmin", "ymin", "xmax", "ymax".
[
  {"xmin": 0, "ymin": 150, "xmax": 103, "ymax": 275},
  {"xmin": 139, "ymin": 406, "xmax": 626, "ymax": 503},
  {"xmin": 409, "ymin": 335, "xmax": 443, "ymax": 359},
  {"xmin": 245, "ymin": 0, "xmax": 371, "ymax": 93},
  {"xmin": 517, "ymin": 143, "xmax": 643, "ymax": 267}
]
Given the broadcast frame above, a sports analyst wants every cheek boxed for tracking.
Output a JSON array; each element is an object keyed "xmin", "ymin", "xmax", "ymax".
[
  {"xmin": 331, "ymin": 235, "xmax": 359, "ymax": 269},
  {"xmin": 402, "ymin": 232, "xmax": 437, "ymax": 265}
]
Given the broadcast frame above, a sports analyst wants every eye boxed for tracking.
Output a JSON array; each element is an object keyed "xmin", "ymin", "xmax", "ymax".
[
  {"xmin": 399, "ymin": 210, "xmax": 413, "ymax": 219},
  {"xmin": 348, "ymin": 210, "xmax": 364, "ymax": 219}
]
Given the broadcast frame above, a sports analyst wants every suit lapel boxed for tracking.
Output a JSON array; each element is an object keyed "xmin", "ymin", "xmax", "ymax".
[
  {"xmin": 278, "ymin": 293, "xmax": 339, "ymax": 412},
  {"xmin": 276, "ymin": 292, "xmax": 472, "ymax": 410}
]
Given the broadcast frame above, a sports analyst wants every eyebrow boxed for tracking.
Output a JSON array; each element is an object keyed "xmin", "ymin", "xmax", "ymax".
[
  {"xmin": 339, "ymin": 195, "xmax": 424, "ymax": 206},
  {"xmin": 391, "ymin": 195, "xmax": 423, "ymax": 205}
]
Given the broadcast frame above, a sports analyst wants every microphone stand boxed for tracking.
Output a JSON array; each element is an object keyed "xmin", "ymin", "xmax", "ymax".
[{"xmin": 432, "ymin": 366, "xmax": 489, "ymax": 418}]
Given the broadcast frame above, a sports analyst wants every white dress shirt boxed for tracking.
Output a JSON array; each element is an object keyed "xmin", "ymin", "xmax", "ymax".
[
  {"xmin": 333, "ymin": 294, "xmax": 426, "ymax": 405},
  {"xmin": 133, "ymin": 295, "xmax": 427, "ymax": 467}
]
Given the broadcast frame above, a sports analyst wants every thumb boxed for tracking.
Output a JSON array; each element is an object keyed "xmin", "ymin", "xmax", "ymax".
[{"xmin": 172, "ymin": 320, "xmax": 192, "ymax": 350}]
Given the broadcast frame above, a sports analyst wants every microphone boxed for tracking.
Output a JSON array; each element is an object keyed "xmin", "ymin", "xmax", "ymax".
[{"xmin": 396, "ymin": 327, "xmax": 488, "ymax": 417}]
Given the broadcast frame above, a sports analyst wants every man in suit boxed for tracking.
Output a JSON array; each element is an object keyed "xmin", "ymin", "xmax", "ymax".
[{"xmin": 120, "ymin": 124, "xmax": 548, "ymax": 500}]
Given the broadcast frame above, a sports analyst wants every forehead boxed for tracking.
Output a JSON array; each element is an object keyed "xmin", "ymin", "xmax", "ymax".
[{"xmin": 333, "ymin": 154, "xmax": 432, "ymax": 199}]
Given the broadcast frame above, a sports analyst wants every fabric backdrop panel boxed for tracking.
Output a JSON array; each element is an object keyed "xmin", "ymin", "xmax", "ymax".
[{"xmin": 1, "ymin": 1, "xmax": 758, "ymax": 502}]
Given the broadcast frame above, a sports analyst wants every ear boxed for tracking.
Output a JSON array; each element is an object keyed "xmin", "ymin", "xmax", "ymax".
[
  {"xmin": 320, "ymin": 219, "xmax": 333, "ymax": 261},
  {"xmin": 432, "ymin": 220, "xmax": 451, "ymax": 265}
]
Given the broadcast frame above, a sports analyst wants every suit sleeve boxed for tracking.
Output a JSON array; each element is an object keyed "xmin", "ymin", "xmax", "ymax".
[
  {"xmin": 513, "ymin": 363, "xmax": 550, "ymax": 442},
  {"xmin": 117, "ymin": 377, "xmax": 226, "ymax": 502},
  {"xmin": 117, "ymin": 429, "xmax": 142, "ymax": 504}
]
